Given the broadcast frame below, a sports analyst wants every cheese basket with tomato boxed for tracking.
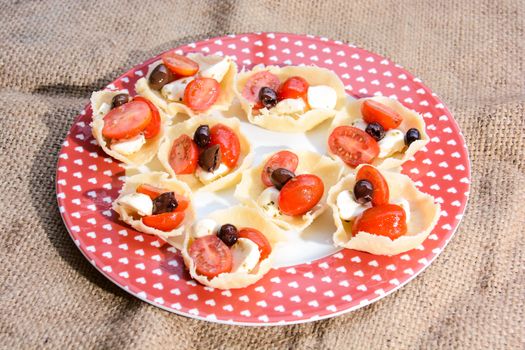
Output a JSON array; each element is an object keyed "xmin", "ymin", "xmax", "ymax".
[
  {"xmin": 172, "ymin": 206, "xmax": 285, "ymax": 289},
  {"xmin": 328, "ymin": 96, "xmax": 429, "ymax": 170},
  {"xmin": 135, "ymin": 52, "xmax": 237, "ymax": 117},
  {"xmin": 327, "ymin": 164, "xmax": 441, "ymax": 255},
  {"xmin": 156, "ymin": 115, "xmax": 253, "ymax": 192},
  {"xmin": 90, "ymin": 90, "xmax": 165, "ymax": 166},
  {"xmin": 235, "ymin": 65, "xmax": 347, "ymax": 132},
  {"xmin": 235, "ymin": 150, "xmax": 343, "ymax": 231},
  {"xmin": 112, "ymin": 172, "xmax": 195, "ymax": 244}
]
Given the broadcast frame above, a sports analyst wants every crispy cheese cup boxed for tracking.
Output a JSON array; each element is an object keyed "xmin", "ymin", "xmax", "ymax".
[
  {"xmin": 326, "ymin": 165, "xmax": 440, "ymax": 255},
  {"xmin": 235, "ymin": 65, "xmax": 346, "ymax": 132}
]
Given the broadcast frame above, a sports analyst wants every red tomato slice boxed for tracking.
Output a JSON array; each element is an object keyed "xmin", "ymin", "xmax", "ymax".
[
  {"xmin": 102, "ymin": 100, "xmax": 151, "ymax": 139},
  {"xmin": 238, "ymin": 228, "xmax": 272, "ymax": 260},
  {"xmin": 241, "ymin": 71, "xmax": 280, "ymax": 104},
  {"xmin": 133, "ymin": 96, "xmax": 161, "ymax": 139},
  {"xmin": 183, "ymin": 77, "xmax": 221, "ymax": 112},
  {"xmin": 161, "ymin": 51, "xmax": 199, "ymax": 77},
  {"xmin": 142, "ymin": 211, "xmax": 185, "ymax": 232},
  {"xmin": 136, "ymin": 184, "xmax": 189, "ymax": 212},
  {"xmin": 352, "ymin": 204, "xmax": 407, "ymax": 239},
  {"xmin": 356, "ymin": 165, "xmax": 389, "ymax": 206},
  {"xmin": 189, "ymin": 235, "xmax": 233, "ymax": 278},
  {"xmin": 278, "ymin": 174, "xmax": 324, "ymax": 216},
  {"xmin": 328, "ymin": 126, "xmax": 379, "ymax": 168},
  {"xmin": 209, "ymin": 124, "xmax": 240, "ymax": 168},
  {"xmin": 135, "ymin": 184, "xmax": 166, "ymax": 199},
  {"xmin": 261, "ymin": 150, "xmax": 299, "ymax": 187},
  {"xmin": 278, "ymin": 76, "xmax": 309, "ymax": 101},
  {"xmin": 169, "ymin": 134, "xmax": 199, "ymax": 174},
  {"xmin": 361, "ymin": 100, "xmax": 403, "ymax": 130}
]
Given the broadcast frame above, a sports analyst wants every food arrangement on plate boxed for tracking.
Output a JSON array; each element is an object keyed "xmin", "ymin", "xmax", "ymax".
[
  {"xmin": 57, "ymin": 33, "xmax": 470, "ymax": 324},
  {"xmin": 87, "ymin": 50, "xmax": 441, "ymax": 290}
]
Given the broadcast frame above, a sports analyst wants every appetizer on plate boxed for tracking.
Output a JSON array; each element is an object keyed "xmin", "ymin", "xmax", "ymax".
[
  {"xmin": 235, "ymin": 65, "xmax": 346, "ymax": 132},
  {"xmin": 112, "ymin": 172, "xmax": 195, "ymax": 243},
  {"xmin": 172, "ymin": 206, "xmax": 285, "ymax": 289},
  {"xmin": 157, "ymin": 115, "xmax": 253, "ymax": 192},
  {"xmin": 235, "ymin": 150, "xmax": 343, "ymax": 231},
  {"xmin": 328, "ymin": 96, "xmax": 429, "ymax": 170},
  {"xmin": 90, "ymin": 90, "xmax": 165, "ymax": 166},
  {"xmin": 327, "ymin": 164, "xmax": 440, "ymax": 255},
  {"xmin": 135, "ymin": 52, "xmax": 237, "ymax": 117}
]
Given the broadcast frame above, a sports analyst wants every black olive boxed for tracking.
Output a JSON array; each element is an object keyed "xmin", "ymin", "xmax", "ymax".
[
  {"xmin": 149, "ymin": 64, "xmax": 175, "ymax": 90},
  {"xmin": 405, "ymin": 128, "xmax": 421, "ymax": 146},
  {"xmin": 354, "ymin": 180, "xmax": 373, "ymax": 204},
  {"xmin": 111, "ymin": 94, "xmax": 130, "ymax": 109},
  {"xmin": 258, "ymin": 87, "xmax": 278, "ymax": 109},
  {"xmin": 152, "ymin": 192, "xmax": 178, "ymax": 215},
  {"xmin": 365, "ymin": 122, "xmax": 385, "ymax": 141},
  {"xmin": 193, "ymin": 125, "xmax": 211, "ymax": 148},
  {"xmin": 198, "ymin": 144, "xmax": 221, "ymax": 172},
  {"xmin": 217, "ymin": 224, "xmax": 238, "ymax": 246},
  {"xmin": 270, "ymin": 168, "xmax": 295, "ymax": 190}
]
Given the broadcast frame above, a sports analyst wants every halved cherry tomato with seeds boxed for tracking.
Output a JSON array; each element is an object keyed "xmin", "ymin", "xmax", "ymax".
[
  {"xmin": 169, "ymin": 134, "xmax": 199, "ymax": 174},
  {"xmin": 328, "ymin": 126, "xmax": 379, "ymax": 168},
  {"xmin": 136, "ymin": 184, "xmax": 189, "ymax": 211},
  {"xmin": 356, "ymin": 165, "xmax": 389, "ymax": 206},
  {"xmin": 238, "ymin": 228, "xmax": 272, "ymax": 260},
  {"xmin": 209, "ymin": 124, "xmax": 240, "ymax": 168},
  {"xmin": 183, "ymin": 77, "xmax": 220, "ymax": 112},
  {"xmin": 278, "ymin": 174, "xmax": 324, "ymax": 216},
  {"xmin": 161, "ymin": 51, "xmax": 199, "ymax": 77},
  {"xmin": 133, "ymin": 96, "xmax": 161, "ymax": 139},
  {"xmin": 361, "ymin": 100, "xmax": 403, "ymax": 130},
  {"xmin": 102, "ymin": 100, "xmax": 151, "ymax": 139},
  {"xmin": 278, "ymin": 76, "xmax": 309, "ymax": 101},
  {"xmin": 352, "ymin": 204, "xmax": 407, "ymax": 239},
  {"xmin": 261, "ymin": 150, "xmax": 299, "ymax": 187},
  {"xmin": 189, "ymin": 235, "xmax": 233, "ymax": 278},
  {"xmin": 242, "ymin": 71, "xmax": 280, "ymax": 105},
  {"xmin": 143, "ymin": 211, "xmax": 185, "ymax": 232}
]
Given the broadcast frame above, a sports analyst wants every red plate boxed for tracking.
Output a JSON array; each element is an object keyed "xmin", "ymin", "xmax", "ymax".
[{"xmin": 56, "ymin": 33, "xmax": 470, "ymax": 325}]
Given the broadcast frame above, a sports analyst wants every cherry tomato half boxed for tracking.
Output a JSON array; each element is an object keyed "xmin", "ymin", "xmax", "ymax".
[
  {"xmin": 238, "ymin": 228, "xmax": 272, "ymax": 260},
  {"xmin": 356, "ymin": 165, "xmax": 389, "ymax": 206},
  {"xmin": 361, "ymin": 100, "xmax": 403, "ymax": 130},
  {"xmin": 241, "ymin": 71, "xmax": 280, "ymax": 104},
  {"xmin": 169, "ymin": 134, "xmax": 199, "ymax": 174},
  {"xmin": 278, "ymin": 174, "xmax": 324, "ymax": 216},
  {"xmin": 183, "ymin": 77, "xmax": 221, "ymax": 112},
  {"xmin": 136, "ymin": 184, "xmax": 189, "ymax": 212},
  {"xmin": 209, "ymin": 124, "xmax": 240, "ymax": 168},
  {"xmin": 189, "ymin": 235, "xmax": 233, "ymax": 278},
  {"xmin": 142, "ymin": 211, "xmax": 185, "ymax": 232},
  {"xmin": 133, "ymin": 96, "xmax": 161, "ymax": 139},
  {"xmin": 102, "ymin": 100, "xmax": 151, "ymax": 139},
  {"xmin": 352, "ymin": 204, "xmax": 407, "ymax": 240},
  {"xmin": 261, "ymin": 150, "xmax": 299, "ymax": 187},
  {"xmin": 328, "ymin": 126, "xmax": 379, "ymax": 168},
  {"xmin": 161, "ymin": 51, "xmax": 199, "ymax": 77},
  {"xmin": 278, "ymin": 76, "xmax": 309, "ymax": 101}
]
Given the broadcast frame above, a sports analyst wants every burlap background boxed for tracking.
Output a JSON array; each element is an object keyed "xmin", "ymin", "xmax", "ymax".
[{"xmin": 0, "ymin": 0, "xmax": 523, "ymax": 349}]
